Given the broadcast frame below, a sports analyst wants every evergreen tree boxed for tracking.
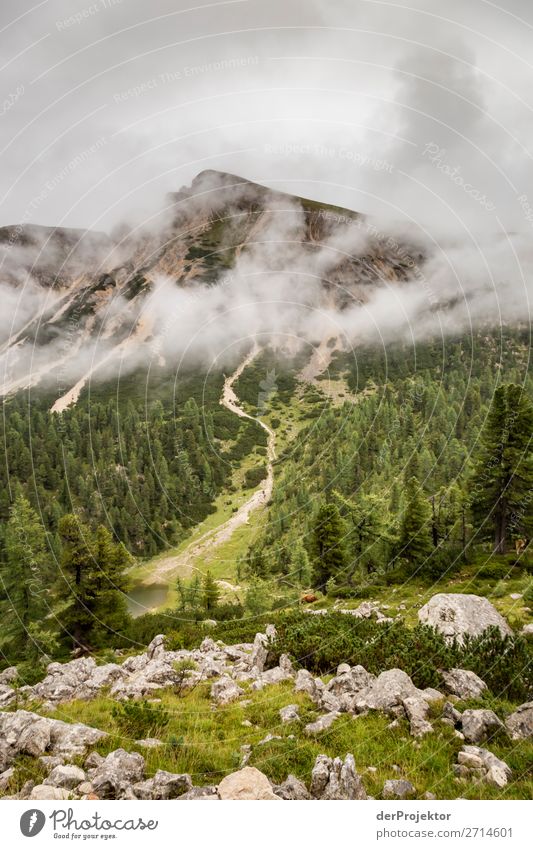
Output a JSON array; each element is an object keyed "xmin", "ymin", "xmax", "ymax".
[
  {"xmin": 289, "ymin": 541, "xmax": 312, "ymax": 587},
  {"xmin": 397, "ymin": 476, "xmax": 432, "ymax": 566},
  {"xmin": 471, "ymin": 384, "xmax": 533, "ymax": 553},
  {"xmin": 0, "ymin": 495, "xmax": 55, "ymax": 660},
  {"xmin": 202, "ymin": 570, "xmax": 220, "ymax": 613},
  {"xmin": 57, "ymin": 514, "xmax": 132, "ymax": 650},
  {"xmin": 310, "ymin": 502, "xmax": 347, "ymax": 588}
]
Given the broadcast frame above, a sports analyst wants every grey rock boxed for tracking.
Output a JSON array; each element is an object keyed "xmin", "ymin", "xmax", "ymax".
[
  {"xmin": 44, "ymin": 764, "xmax": 86, "ymax": 790},
  {"xmin": 280, "ymin": 704, "xmax": 300, "ymax": 724},
  {"xmin": 0, "ymin": 710, "xmax": 106, "ymax": 771},
  {"xmin": 178, "ymin": 785, "xmax": 218, "ymax": 800},
  {"xmin": 418, "ymin": 594, "xmax": 512, "ymax": 644},
  {"xmin": 147, "ymin": 634, "xmax": 166, "ymax": 659},
  {"xmin": 211, "ymin": 676, "xmax": 244, "ymax": 705},
  {"xmin": 521, "ymin": 623, "xmax": 533, "ymax": 637},
  {"xmin": 441, "ymin": 668, "xmax": 487, "ymax": 700},
  {"xmin": 90, "ymin": 749, "xmax": 145, "ymax": 799},
  {"xmin": 383, "ymin": 779, "xmax": 416, "ymax": 799},
  {"xmin": 134, "ymin": 770, "xmax": 192, "ymax": 800},
  {"xmin": 456, "ymin": 745, "xmax": 511, "ymax": 787},
  {"xmin": 505, "ymin": 702, "xmax": 533, "ymax": 740},
  {"xmin": 310, "ymin": 753, "xmax": 367, "ymax": 800},
  {"xmin": 304, "ymin": 711, "xmax": 340, "ymax": 735},
  {"xmin": 402, "ymin": 695, "xmax": 433, "ymax": 737},
  {"xmin": 0, "ymin": 667, "xmax": 18, "ymax": 686},
  {"xmin": 0, "ymin": 767, "xmax": 14, "ymax": 793},
  {"xmin": 461, "ymin": 709, "xmax": 504, "ymax": 744},
  {"xmin": 294, "ymin": 669, "xmax": 323, "ymax": 704},
  {"xmin": 442, "ymin": 701, "xmax": 463, "ymax": 726},
  {"xmin": 355, "ymin": 668, "xmax": 422, "ymax": 713},
  {"xmin": 250, "ymin": 632, "xmax": 269, "ymax": 672},
  {"xmin": 274, "ymin": 774, "xmax": 310, "ymax": 800},
  {"xmin": 29, "ymin": 784, "xmax": 70, "ymax": 800}
]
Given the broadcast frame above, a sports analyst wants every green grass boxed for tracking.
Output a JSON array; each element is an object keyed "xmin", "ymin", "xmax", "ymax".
[{"xmin": 3, "ymin": 681, "xmax": 527, "ymax": 799}]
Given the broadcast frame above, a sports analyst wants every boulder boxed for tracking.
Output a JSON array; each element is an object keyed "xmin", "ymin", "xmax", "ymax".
[
  {"xmin": 505, "ymin": 702, "xmax": 533, "ymax": 740},
  {"xmin": 90, "ymin": 749, "xmax": 145, "ymax": 799},
  {"xmin": 383, "ymin": 779, "xmax": 416, "ymax": 799},
  {"xmin": 29, "ymin": 785, "xmax": 70, "ymax": 801},
  {"xmin": 217, "ymin": 767, "xmax": 280, "ymax": 800},
  {"xmin": 461, "ymin": 709, "xmax": 505, "ymax": 744},
  {"xmin": 310, "ymin": 754, "xmax": 367, "ymax": 800},
  {"xmin": 521, "ymin": 623, "xmax": 533, "ymax": 637},
  {"xmin": 274, "ymin": 774, "xmax": 310, "ymax": 800},
  {"xmin": 178, "ymin": 786, "xmax": 218, "ymax": 800},
  {"xmin": 402, "ymin": 696, "xmax": 433, "ymax": 737},
  {"xmin": 294, "ymin": 669, "xmax": 323, "ymax": 704},
  {"xmin": 0, "ymin": 710, "xmax": 106, "ymax": 771},
  {"xmin": 0, "ymin": 768, "xmax": 14, "ymax": 793},
  {"xmin": 441, "ymin": 668, "xmax": 487, "ymax": 700},
  {"xmin": 134, "ymin": 770, "xmax": 192, "ymax": 799},
  {"xmin": 0, "ymin": 667, "xmax": 18, "ymax": 686},
  {"xmin": 418, "ymin": 594, "xmax": 512, "ymax": 644},
  {"xmin": 211, "ymin": 676, "xmax": 244, "ymax": 705},
  {"xmin": 455, "ymin": 745, "xmax": 511, "ymax": 787},
  {"xmin": 44, "ymin": 765, "xmax": 86, "ymax": 790},
  {"xmin": 355, "ymin": 668, "xmax": 424, "ymax": 713}
]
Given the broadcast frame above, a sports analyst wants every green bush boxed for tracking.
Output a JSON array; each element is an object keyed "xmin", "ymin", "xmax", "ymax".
[
  {"xmin": 459, "ymin": 627, "xmax": 532, "ymax": 702},
  {"xmin": 111, "ymin": 699, "xmax": 170, "ymax": 738}
]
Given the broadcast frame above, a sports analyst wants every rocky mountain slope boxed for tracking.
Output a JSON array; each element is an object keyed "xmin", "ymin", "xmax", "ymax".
[{"xmin": 0, "ymin": 171, "xmax": 422, "ymax": 403}]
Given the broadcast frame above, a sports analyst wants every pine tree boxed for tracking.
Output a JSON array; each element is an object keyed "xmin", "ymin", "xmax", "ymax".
[
  {"xmin": 289, "ymin": 541, "xmax": 312, "ymax": 587},
  {"xmin": 310, "ymin": 502, "xmax": 348, "ymax": 588},
  {"xmin": 0, "ymin": 495, "xmax": 55, "ymax": 660},
  {"xmin": 202, "ymin": 570, "xmax": 219, "ymax": 613},
  {"xmin": 397, "ymin": 476, "xmax": 432, "ymax": 566},
  {"xmin": 471, "ymin": 384, "xmax": 533, "ymax": 553}
]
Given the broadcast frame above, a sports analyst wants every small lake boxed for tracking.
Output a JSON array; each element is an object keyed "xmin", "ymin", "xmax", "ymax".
[{"xmin": 126, "ymin": 583, "xmax": 169, "ymax": 617}]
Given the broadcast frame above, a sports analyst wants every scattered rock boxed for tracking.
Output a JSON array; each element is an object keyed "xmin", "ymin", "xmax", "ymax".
[
  {"xmin": 0, "ymin": 667, "xmax": 18, "ymax": 686},
  {"xmin": 0, "ymin": 710, "xmax": 106, "ymax": 772},
  {"xmin": 454, "ymin": 745, "xmax": 511, "ymax": 787},
  {"xmin": 133, "ymin": 770, "xmax": 192, "ymax": 800},
  {"xmin": 402, "ymin": 695, "xmax": 433, "ymax": 737},
  {"xmin": 90, "ymin": 749, "xmax": 145, "ymax": 799},
  {"xmin": 441, "ymin": 668, "xmax": 487, "ymax": 700},
  {"xmin": 383, "ymin": 779, "xmax": 416, "ymax": 799},
  {"xmin": 310, "ymin": 754, "xmax": 367, "ymax": 800},
  {"xmin": 179, "ymin": 786, "xmax": 218, "ymax": 800},
  {"xmin": 30, "ymin": 785, "xmax": 70, "ymax": 800},
  {"xmin": 304, "ymin": 712, "xmax": 340, "ymax": 735},
  {"xmin": 274, "ymin": 775, "xmax": 311, "ymax": 800},
  {"xmin": 217, "ymin": 767, "xmax": 280, "ymax": 800},
  {"xmin": 505, "ymin": 702, "xmax": 533, "ymax": 740},
  {"xmin": 44, "ymin": 764, "xmax": 86, "ymax": 790},
  {"xmin": 418, "ymin": 594, "xmax": 512, "ymax": 644},
  {"xmin": 211, "ymin": 676, "xmax": 244, "ymax": 705},
  {"xmin": 461, "ymin": 709, "xmax": 504, "ymax": 744},
  {"xmin": 280, "ymin": 704, "xmax": 300, "ymax": 724},
  {"xmin": 521, "ymin": 623, "xmax": 533, "ymax": 637}
]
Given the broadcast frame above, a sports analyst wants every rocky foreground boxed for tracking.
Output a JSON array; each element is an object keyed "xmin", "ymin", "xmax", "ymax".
[{"xmin": 0, "ymin": 593, "xmax": 531, "ymax": 801}]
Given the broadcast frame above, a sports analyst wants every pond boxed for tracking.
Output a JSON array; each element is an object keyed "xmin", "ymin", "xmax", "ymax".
[{"xmin": 126, "ymin": 583, "xmax": 169, "ymax": 618}]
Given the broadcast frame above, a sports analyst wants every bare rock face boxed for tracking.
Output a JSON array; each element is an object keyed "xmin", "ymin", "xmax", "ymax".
[
  {"xmin": 310, "ymin": 754, "xmax": 367, "ymax": 800},
  {"xmin": 441, "ymin": 668, "xmax": 488, "ymax": 700},
  {"xmin": 505, "ymin": 702, "xmax": 533, "ymax": 740},
  {"xmin": 217, "ymin": 767, "xmax": 280, "ymax": 800},
  {"xmin": 460, "ymin": 709, "xmax": 505, "ymax": 744},
  {"xmin": 418, "ymin": 594, "xmax": 512, "ymax": 644}
]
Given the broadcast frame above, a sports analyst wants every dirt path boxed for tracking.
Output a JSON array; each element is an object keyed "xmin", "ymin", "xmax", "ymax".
[{"xmin": 147, "ymin": 345, "xmax": 276, "ymax": 583}]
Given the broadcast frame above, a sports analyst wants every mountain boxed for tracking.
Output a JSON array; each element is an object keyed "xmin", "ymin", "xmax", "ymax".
[{"xmin": 0, "ymin": 171, "xmax": 423, "ymax": 405}]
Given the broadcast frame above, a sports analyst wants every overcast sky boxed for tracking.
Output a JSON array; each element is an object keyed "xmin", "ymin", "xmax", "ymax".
[{"xmin": 1, "ymin": 0, "xmax": 533, "ymax": 244}]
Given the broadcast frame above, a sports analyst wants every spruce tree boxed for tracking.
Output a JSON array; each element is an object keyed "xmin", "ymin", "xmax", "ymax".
[
  {"xmin": 0, "ymin": 495, "xmax": 55, "ymax": 660},
  {"xmin": 397, "ymin": 476, "xmax": 432, "ymax": 566},
  {"xmin": 203, "ymin": 570, "xmax": 220, "ymax": 613},
  {"xmin": 310, "ymin": 502, "xmax": 347, "ymax": 588},
  {"xmin": 471, "ymin": 384, "xmax": 533, "ymax": 553}
]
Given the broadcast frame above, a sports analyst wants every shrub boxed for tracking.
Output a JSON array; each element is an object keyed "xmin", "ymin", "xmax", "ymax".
[
  {"xmin": 111, "ymin": 699, "xmax": 170, "ymax": 738},
  {"xmin": 458, "ymin": 627, "xmax": 532, "ymax": 702}
]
